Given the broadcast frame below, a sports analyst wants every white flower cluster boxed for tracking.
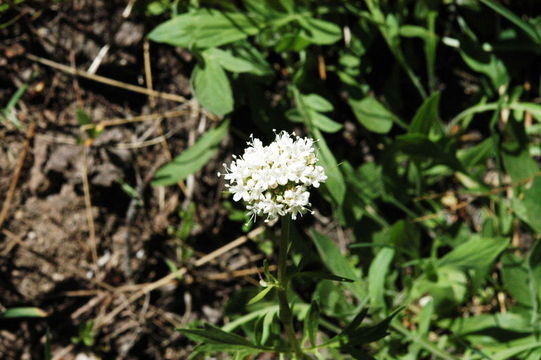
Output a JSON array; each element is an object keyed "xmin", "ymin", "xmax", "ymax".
[{"xmin": 220, "ymin": 132, "xmax": 327, "ymax": 222}]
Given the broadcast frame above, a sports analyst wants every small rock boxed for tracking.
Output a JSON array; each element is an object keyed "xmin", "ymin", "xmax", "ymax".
[{"xmin": 114, "ymin": 22, "xmax": 144, "ymax": 47}]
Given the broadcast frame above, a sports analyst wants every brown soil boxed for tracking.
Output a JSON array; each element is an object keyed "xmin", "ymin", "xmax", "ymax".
[{"xmin": 0, "ymin": 1, "xmax": 264, "ymax": 359}]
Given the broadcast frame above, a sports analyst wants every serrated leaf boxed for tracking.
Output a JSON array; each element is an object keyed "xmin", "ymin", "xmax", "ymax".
[
  {"xmin": 153, "ymin": 120, "xmax": 229, "ymax": 185},
  {"xmin": 1, "ymin": 307, "xmax": 48, "ymax": 318},
  {"xmin": 148, "ymin": 9, "xmax": 260, "ymax": 49}
]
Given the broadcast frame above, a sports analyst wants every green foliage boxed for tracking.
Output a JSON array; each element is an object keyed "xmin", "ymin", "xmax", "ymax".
[
  {"xmin": 152, "ymin": 120, "xmax": 229, "ymax": 185},
  {"xmin": 148, "ymin": 0, "xmax": 541, "ymax": 358},
  {"xmin": 0, "ymin": 306, "xmax": 48, "ymax": 318},
  {"xmin": 71, "ymin": 320, "xmax": 96, "ymax": 347}
]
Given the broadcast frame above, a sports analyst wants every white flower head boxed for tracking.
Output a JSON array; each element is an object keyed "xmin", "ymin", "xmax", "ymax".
[{"xmin": 220, "ymin": 131, "xmax": 327, "ymax": 222}]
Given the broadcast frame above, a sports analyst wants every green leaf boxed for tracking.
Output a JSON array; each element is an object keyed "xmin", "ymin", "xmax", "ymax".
[
  {"xmin": 153, "ymin": 120, "xmax": 229, "ymax": 185},
  {"xmin": 409, "ymin": 92, "xmax": 441, "ymax": 135},
  {"xmin": 178, "ymin": 323, "xmax": 266, "ymax": 350},
  {"xmin": 247, "ymin": 286, "xmax": 274, "ymax": 305},
  {"xmin": 368, "ymin": 247, "xmax": 395, "ymax": 309},
  {"xmin": 76, "ymin": 108, "xmax": 92, "ymax": 126},
  {"xmin": 302, "ymin": 94, "xmax": 334, "ymax": 112},
  {"xmin": 438, "ymin": 236, "xmax": 510, "ymax": 270},
  {"xmin": 286, "ymin": 109, "xmax": 342, "ymax": 133},
  {"xmin": 342, "ymin": 308, "xmax": 402, "ymax": 346},
  {"xmin": 312, "ymin": 129, "xmax": 346, "ymax": 205},
  {"xmin": 310, "ymin": 112, "xmax": 343, "ymax": 133},
  {"xmin": 148, "ymin": 9, "xmax": 260, "ymax": 49},
  {"xmin": 191, "ymin": 56, "xmax": 234, "ymax": 116},
  {"xmin": 458, "ymin": 137, "xmax": 495, "ymax": 169},
  {"xmin": 349, "ymin": 97, "xmax": 397, "ymax": 134},
  {"xmin": 457, "ymin": 36, "xmax": 509, "ymax": 89},
  {"xmin": 311, "ymin": 230, "xmax": 366, "ymax": 301},
  {"xmin": 305, "ymin": 300, "xmax": 320, "ymax": 346},
  {"xmin": 479, "ymin": 0, "xmax": 541, "ymax": 45},
  {"xmin": 298, "ymin": 16, "xmax": 342, "ymax": 45},
  {"xmin": 396, "ymin": 134, "xmax": 462, "ymax": 170},
  {"xmin": 502, "ymin": 253, "xmax": 532, "ymax": 308},
  {"xmin": 528, "ymin": 240, "xmax": 541, "ymax": 321},
  {"xmin": 511, "ymin": 177, "xmax": 541, "ymax": 233},
  {"xmin": 204, "ymin": 48, "xmax": 271, "ymax": 76},
  {"xmin": 0, "ymin": 0, "xmax": 25, "ymax": 12},
  {"xmin": 230, "ymin": 41, "xmax": 273, "ymax": 76},
  {"xmin": 1, "ymin": 307, "xmax": 48, "ymax": 318},
  {"xmin": 399, "ymin": 25, "xmax": 432, "ymax": 38},
  {"xmin": 492, "ymin": 342, "xmax": 541, "ymax": 360},
  {"xmin": 392, "ymin": 322, "xmax": 458, "ymax": 360},
  {"xmin": 294, "ymin": 271, "xmax": 354, "ymax": 283},
  {"xmin": 445, "ymin": 312, "xmax": 532, "ymax": 336},
  {"xmin": 260, "ymin": 308, "xmax": 276, "ymax": 345},
  {"xmin": 274, "ymin": 32, "xmax": 312, "ymax": 52}
]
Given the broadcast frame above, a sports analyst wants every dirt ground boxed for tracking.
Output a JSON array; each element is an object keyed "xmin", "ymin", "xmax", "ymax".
[{"xmin": 0, "ymin": 1, "xmax": 271, "ymax": 358}]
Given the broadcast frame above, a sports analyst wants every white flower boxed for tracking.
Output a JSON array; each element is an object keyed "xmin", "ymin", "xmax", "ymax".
[{"xmin": 220, "ymin": 131, "xmax": 327, "ymax": 222}]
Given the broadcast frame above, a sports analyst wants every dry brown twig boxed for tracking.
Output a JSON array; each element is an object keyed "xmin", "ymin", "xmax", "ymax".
[
  {"xmin": 81, "ymin": 145, "xmax": 98, "ymax": 266},
  {"xmin": 95, "ymin": 226, "xmax": 265, "ymax": 328},
  {"xmin": 26, "ymin": 54, "xmax": 187, "ymax": 103},
  {"xmin": 0, "ymin": 123, "xmax": 35, "ymax": 230}
]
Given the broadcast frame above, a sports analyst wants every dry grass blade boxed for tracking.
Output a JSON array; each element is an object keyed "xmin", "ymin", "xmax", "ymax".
[
  {"xmin": 0, "ymin": 123, "xmax": 35, "ymax": 230},
  {"xmin": 26, "ymin": 54, "xmax": 187, "ymax": 103}
]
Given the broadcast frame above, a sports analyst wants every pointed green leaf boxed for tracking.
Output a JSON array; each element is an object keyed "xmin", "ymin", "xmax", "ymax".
[
  {"xmin": 178, "ymin": 323, "xmax": 266, "ymax": 350},
  {"xmin": 294, "ymin": 271, "xmax": 354, "ymax": 283},
  {"xmin": 311, "ymin": 230, "xmax": 365, "ymax": 301},
  {"xmin": 1, "ymin": 307, "xmax": 48, "ymax": 318},
  {"xmin": 409, "ymin": 92, "xmax": 441, "ymax": 135},
  {"xmin": 305, "ymin": 300, "xmax": 320, "ymax": 346},
  {"xmin": 148, "ymin": 9, "xmax": 260, "ymax": 49},
  {"xmin": 153, "ymin": 120, "xmax": 229, "ymax": 185},
  {"xmin": 247, "ymin": 286, "xmax": 274, "ymax": 305}
]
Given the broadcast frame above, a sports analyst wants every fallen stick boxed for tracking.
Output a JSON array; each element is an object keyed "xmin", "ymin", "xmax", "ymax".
[
  {"xmin": 0, "ymin": 123, "xmax": 35, "ymax": 229},
  {"xmin": 26, "ymin": 54, "xmax": 187, "ymax": 103}
]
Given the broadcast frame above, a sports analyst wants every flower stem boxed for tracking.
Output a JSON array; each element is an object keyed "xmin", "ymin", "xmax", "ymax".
[{"xmin": 277, "ymin": 215, "xmax": 303, "ymax": 359}]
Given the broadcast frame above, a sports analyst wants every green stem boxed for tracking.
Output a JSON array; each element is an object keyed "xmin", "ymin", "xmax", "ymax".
[{"xmin": 277, "ymin": 215, "xmax": 303, "ymax": 359}]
